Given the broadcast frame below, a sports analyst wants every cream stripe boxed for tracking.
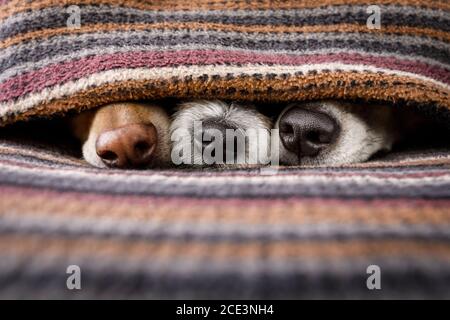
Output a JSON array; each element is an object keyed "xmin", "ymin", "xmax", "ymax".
[{"xmin": 1, "ymin": 63, "xmax": 448, "ymax": 116}]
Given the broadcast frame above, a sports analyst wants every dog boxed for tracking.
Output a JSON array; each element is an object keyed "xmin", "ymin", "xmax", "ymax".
[
  {"xmin": 71, "ymin": 99, "xmax": 417, "ymax": 169},
  {"xmin": 275, "ymin": 100, "xmax": 401, "ymax": 166},
  {"xmin": 170, "ymin": 100, "xmax": 272, "ymax": 167},
  {"xmin": 70, "ymin": 102, "xmax": 171, "ymax": 169}
]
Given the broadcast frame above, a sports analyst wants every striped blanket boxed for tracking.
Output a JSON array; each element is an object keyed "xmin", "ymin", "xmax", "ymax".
[{"xmin": 0, "ymin": 0, "xmax": 449, "ymax": 298}]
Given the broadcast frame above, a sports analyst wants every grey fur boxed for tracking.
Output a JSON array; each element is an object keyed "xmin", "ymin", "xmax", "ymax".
[{"xmin": 170, "ymin": 100, "xmax": 272, "ymax": 167}]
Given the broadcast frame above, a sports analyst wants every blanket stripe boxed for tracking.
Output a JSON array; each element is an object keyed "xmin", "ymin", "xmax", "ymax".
[{"xmin": 0, "ymin": 139, "xmax": 450, "ymax": 298}]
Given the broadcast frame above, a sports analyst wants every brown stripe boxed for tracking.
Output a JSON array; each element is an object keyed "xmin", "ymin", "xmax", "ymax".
[
  {"xmin": 0, "ymin": 234, "xmax": 449, "ymax": 261},
  {"xmin": 2, "ymin": 22, "xmax": 449, "ymax": 49},
  {"xmin": 1, "ymin": 0, "xmax": 448, "ymax": 21},
  {"xmin": 1, "ymin": 187, "xmax": 449, "ymax": 225},
  {"xmin": 3, "ymin": 71, "xmax": 448, "ymax": 126}
]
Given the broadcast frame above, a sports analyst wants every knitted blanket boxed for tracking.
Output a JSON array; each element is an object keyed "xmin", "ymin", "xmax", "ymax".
[{"xmin": 0, "ymin": 0, "xmax": 449, "ymax": 299}]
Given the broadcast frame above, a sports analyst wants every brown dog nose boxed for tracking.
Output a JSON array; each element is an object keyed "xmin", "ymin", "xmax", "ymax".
[
  {"xmin": 278, "ymin": 107, "xmax": 340, "ymax": 157},
  {"xmin": 96, "ymin": 123, "xmax": 158, "ymax": 168}
]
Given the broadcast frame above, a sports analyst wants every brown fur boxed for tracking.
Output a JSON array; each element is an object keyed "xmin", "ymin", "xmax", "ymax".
[{"xmin": 70, "ymin": 102, "xmax": 171, "ymax": 168}]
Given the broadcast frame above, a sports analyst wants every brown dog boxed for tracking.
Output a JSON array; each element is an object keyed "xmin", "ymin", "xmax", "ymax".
[{"xmin": 70, "ymin": 102, "xmax": 171, "ymax": 169}]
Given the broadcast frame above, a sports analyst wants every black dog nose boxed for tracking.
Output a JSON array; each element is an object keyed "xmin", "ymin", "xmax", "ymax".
[{"xmin": 278, "ymin": 107, "xmax": 340, "ymax": 157}]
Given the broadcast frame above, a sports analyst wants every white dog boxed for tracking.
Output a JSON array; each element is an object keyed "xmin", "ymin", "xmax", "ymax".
[{"xmin": 170, "ymin": 100, "xmax": 272, "ymax": 167}]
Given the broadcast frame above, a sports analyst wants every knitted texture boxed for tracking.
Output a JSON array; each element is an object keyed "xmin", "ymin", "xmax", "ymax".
[
  {"xmin": 0, "ymin": 0, "xmax": 449, "ymax": 124},
  {"xmin": 0, "ymin": 0, "xmax": 449, "ymax": 298},
  {"xmin": 1, "ymin": 137, "xmax": 450, "ymax": 299}
]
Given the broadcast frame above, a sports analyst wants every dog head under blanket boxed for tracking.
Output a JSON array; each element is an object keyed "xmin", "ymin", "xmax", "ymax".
[
  {"xmin": 170, "ymin": 100, "xmax": 272, "ymax": 167},
  {"xmin": 69, "ymin": 99, "xmax": 430, "ymax": 169},
  {"xmin": 275, "ymin": 100, "xmax": 399, "ymax": 166},
  {"xmin": 70, "ymin": 102, "xmax": 171, "ymax": 169}
]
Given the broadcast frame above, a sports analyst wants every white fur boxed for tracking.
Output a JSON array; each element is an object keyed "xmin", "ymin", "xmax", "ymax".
[
  {"xmin": 82, "ymin": 134, "xmax": 105, "ymax": 168},
  {"xmin": 170, "ymin": 100, "xmax": 272, "ymax": 166}
]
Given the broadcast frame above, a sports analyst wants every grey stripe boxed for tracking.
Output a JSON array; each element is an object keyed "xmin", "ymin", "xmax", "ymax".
[
  {"xmin": 4, "ymin": 151, "xmax": 449, "ymax": 174},
  {"xmin": 1, "ymin": 165, "xmax": 450, "ymax": 199},
  {"xmin": 0, "ymin": 256, "xmax": 448, "ymax": 298},
  {"xmin": 1, "ymin": 30, "xmax": 449, "ymax": 75},
  {"xmin": 0, "ymin": 153, "xmax": 85, "ymax": 169},
  {"xmin": 2, "ymin": 155, "xmax": 450, "ymax": 181},
  {"xmin": 3, "ymin": 28, "xmax": 448, "ymax": 61},
  {"xmin": 4, "ymin": 5, "xmax": 448, "ymax": 26},
  {"xmin": 1, "ymin": 215, "xmax": 449, "ymax": 242},
  {"xmin": 1, "ymin": 254, "xmax": 448, "ymax": 281},
  {"xmin": 1, "ymin": 5, "xmax": 448, "ymax": 41}
]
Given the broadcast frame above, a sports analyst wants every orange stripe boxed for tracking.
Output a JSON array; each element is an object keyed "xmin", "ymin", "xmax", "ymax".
[
  {"xmin": 4, "ymin": 71, "xmax": 448, "ymax": 126},
  {"xmin": 0, "ymin": 234, "xmax": 449, "ymax": 261},
  {"xmin": 1, "ymin": 190, "xmax": 450, "ymax": 225},
  {"xmin": 1, "ymin": 0, "xmax": 448, "ymax": 20},
  {"xmin": 2, "ymin": 22, "xmax": 449, "ymax": 49}
]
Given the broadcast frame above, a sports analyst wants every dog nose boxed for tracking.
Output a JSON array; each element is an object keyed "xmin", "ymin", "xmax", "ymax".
[
  {"xmin": 278, "ymin": 107, "xmax": 340, "ymax": 157},
  {"xmin": 201, "ymin": 121, "xmax": 240, "ymax": 162},
  {"xmin": 96, "ymin": 123, "xmax": 158, "ymax": 168}
]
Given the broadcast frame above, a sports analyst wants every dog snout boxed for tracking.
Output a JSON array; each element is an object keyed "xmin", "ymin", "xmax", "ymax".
[
  {"xmin": 95, "ymin": 123, "xmax": 158, "ymax": 168},
  {"xmin": 200, "ymin": 121, "xmax": 241, "ymax": 161},
  {"xmin": 279, "ymin": 107, "xmax": 340, "ymax": 157},
  {"xmin": 201, "ymin": 121, "xmax": 230, "ymax": 143}
]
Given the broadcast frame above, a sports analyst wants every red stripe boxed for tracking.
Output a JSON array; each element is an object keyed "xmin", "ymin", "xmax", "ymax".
[{"xmin": 1, "ymin": 50, "xmax": 448, "ymax": 102}]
